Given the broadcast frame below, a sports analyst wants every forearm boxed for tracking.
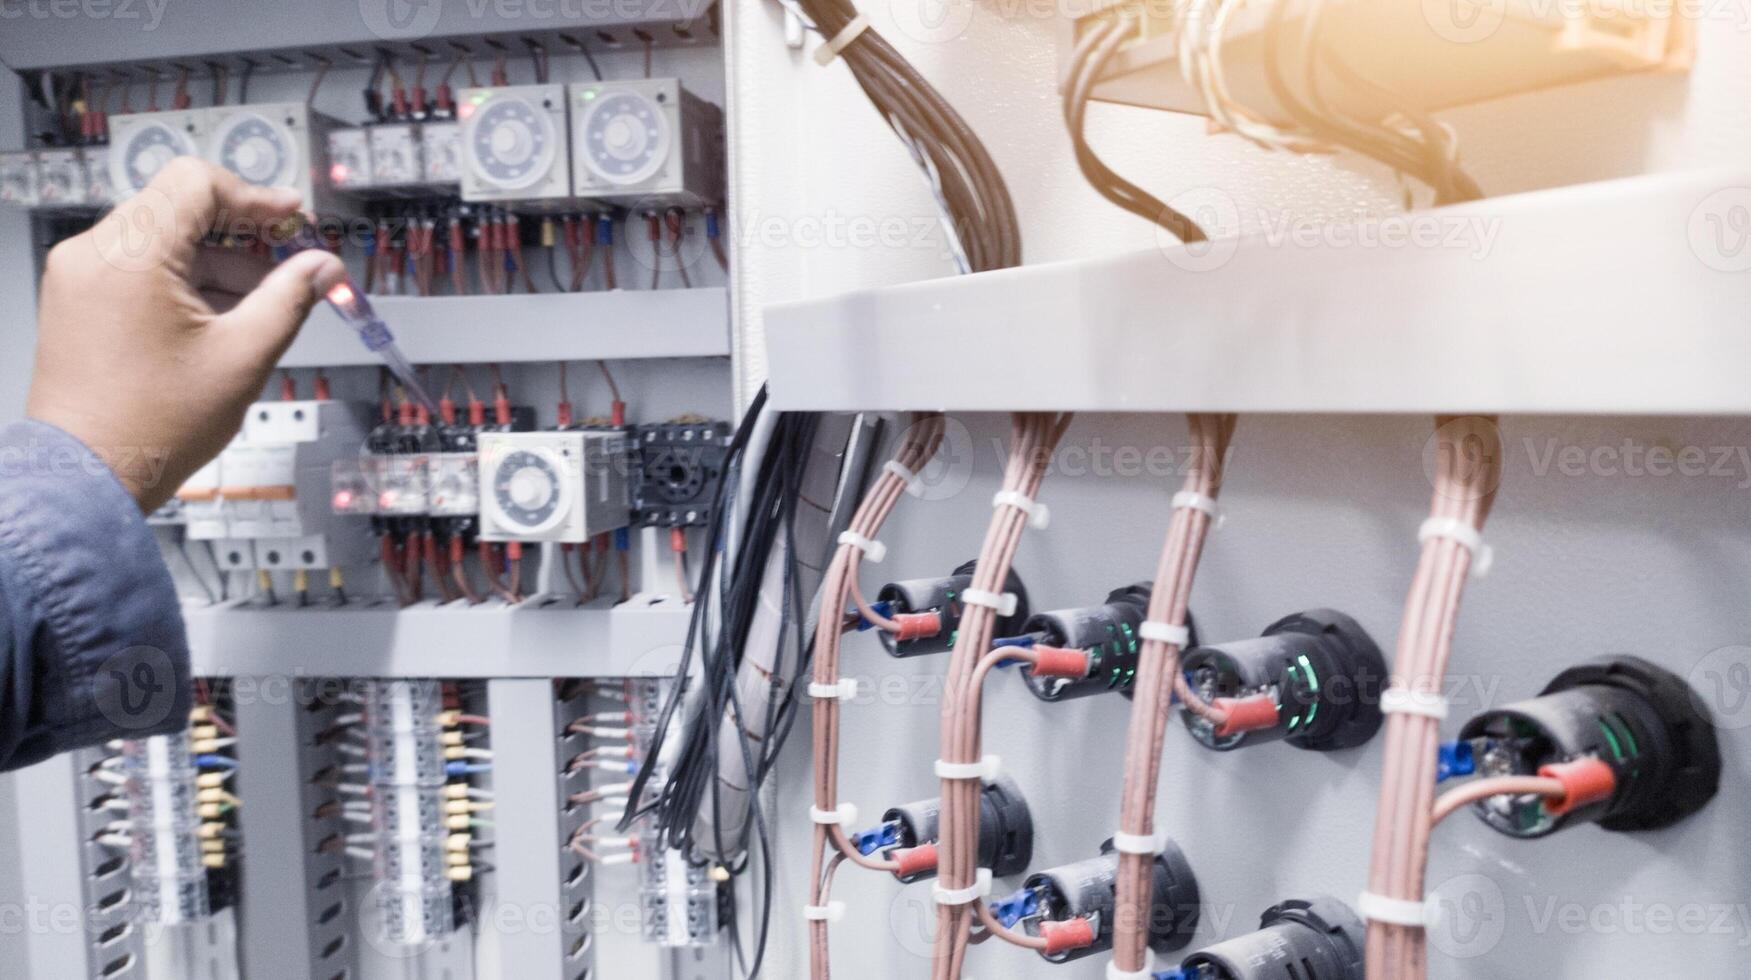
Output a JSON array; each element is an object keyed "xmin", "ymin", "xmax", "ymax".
[{"xmin": 0, "ymin": 419, "xmax": 191, "ymax": 771}]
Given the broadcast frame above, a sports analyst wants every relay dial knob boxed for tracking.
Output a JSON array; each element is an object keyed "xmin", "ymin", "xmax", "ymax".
[
  {"xmin": 212, "ymin": 113, "xmax": 295, "ymax": 187},
  {"xmin": 117, "ymin": 122, "xmax": 198, "ymax": 191},
  {"xmin": 465, "ymin": 95, "xmax": 557, "ymax": 190},
  {"xmin": 490, "ymin": 448, "xmax": 569, "ymax": 535},
  {"xmin": 578, "ymin": 90, "xmax": 671, "ymax": 186}
]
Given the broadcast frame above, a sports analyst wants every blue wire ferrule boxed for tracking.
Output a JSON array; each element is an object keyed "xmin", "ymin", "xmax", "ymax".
[
  {"xmin": 989, "ymin": 887, "xmax": 1039, "ymax": 929},
  {"xmin": 614, "ymin": 528, "xmax": 631, "ymax": 551},
  {"xmin": 195, "ymin": 754, "xmax": 238, "ymax": 769},
  {"xmin": 854, "ymin": 601, "xmax": 896, "ymax": 632},
  {"xmin": 1437, "ymin": 740, "xmax": 1476, "ymax": 782},
  {"xmin": 850, "ymin": 821, "xmax": 900, "ymax": 856}
]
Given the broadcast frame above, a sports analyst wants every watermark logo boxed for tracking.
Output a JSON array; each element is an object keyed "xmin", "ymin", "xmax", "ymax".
[
  {"xmin": 907, "ymin": 415, "xmax": 975, "ymax": 502},
  {"xmin": 0, "ymin": 0, "xmax": 170, "ymax": 31},
  {"xmin": 94, "ymin": 645, "xmax": 178, "ymax": 732},
  {"xmin": 1688, "ymin": 187, "xmax": 1751, "ymax": 273},
  {"xmin": 360, "ymin": 0, "xmax": 443, "ymax": 39},
  {"xmin": 1688, "ymin": 645, "xmax": 1751, "ymax": 730},
  {"xmin": 1422, "ymin": 416, "xmax": 1506, "ymax": 502},
  {"xmin": 91, "ymin": 184, "xmax": 177, "ymax": 274},
  {"xmin": 889, "ymin": 0, "xmax": 975, "ymax": 44},
  {"xmin": 1422, "ymin": 0, "xmax": 1509, "ymax": 44},
  {"xmin": 1159, "ymin": 187, "xmax": 1243, "ymax": 273},
  {"xmin": 1427, "ymin": 873, "xmax": 1508, "ymax": 958}
]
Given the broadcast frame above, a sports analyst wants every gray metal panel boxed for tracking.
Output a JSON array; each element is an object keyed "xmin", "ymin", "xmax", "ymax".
[
  {"xmin": 482, "ymin": 679, "xmax": 570, "ymax": 980},
  {"xmin": 233, "ymin": 686, "xmax": 357, "ymax": 980},
  {"xmin": 185, "ymin": 601, "xmax": 692, "ymax": 679},
  {"xmin": 0, "ymin": 0, "xmax": 718, "ymax": 71}
]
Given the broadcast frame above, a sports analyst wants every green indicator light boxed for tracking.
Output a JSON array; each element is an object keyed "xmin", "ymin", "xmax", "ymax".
[
  {"xmin": 1612, "ymin": 712, "xmax": 1640, "ymax": 757},
  {"xmin": 1597, "ymin": 718, "xmax": 1625, "ymax": 761},
  {"xmin": 1305, "ymin": 702, "xmax": 1318, "ymax": 725},
  {"xmin": 1287, "ymin": 715, "xmax": 1300, "ymax": 731},
  {"xmin": 1297, "ymin": 654, "xmax": 1320, "ymax": 693}
]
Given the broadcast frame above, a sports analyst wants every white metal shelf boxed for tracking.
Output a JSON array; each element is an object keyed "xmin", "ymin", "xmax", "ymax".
[
  {"xmin": 282, "ymin": 288, "xmax": 730, "ymax": 367},
  {"xmin": 184, "ymin": 598, "xmax": 693, "ymax": 678},
  {"xmin": 765, "ymin": 169, "xmax": 1751, "ymax": 416}
]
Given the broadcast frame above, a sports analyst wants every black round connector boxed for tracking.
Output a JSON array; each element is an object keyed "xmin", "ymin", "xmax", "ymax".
[
  {"xmin": 1020, "ymin": 837, "xmax": 1201, "ymax": 962},
  {"xmin": 1457, "ymin": 654, "xmax": 1721, "ymax": 838},
  {"xmin": 1019, "ymin": 583, "xmax": 1193, "ymax": 703},
  {"xmin": 1179, "ymin": 609, "xmax": 1387, "ymax": 752},
  {"xmin": 877, "ymin": 559, "xmax": 1030, "ymax": 658},
  {"xmin": 1177, "ymin": 895, "xmax": 1365, "ymax": 980},
  {"xmin": 878, "ymin": 774, "xmax": 1034, "ymax": 883}
]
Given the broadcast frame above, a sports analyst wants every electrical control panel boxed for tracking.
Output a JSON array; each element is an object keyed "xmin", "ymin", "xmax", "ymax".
[
  {"xmin": 477, "ymin": 429, "xmax": 631, "ymax": 542},
  {"xmin": 459, "ymin": 84, "xmax": 576, "ymax": 206},
  {"xmin": 569, "ymin": 78, "xmax": 725, "ymax": 207},
  {"xmin": 33, "ymin": 148, "xmax": 91, "ymax": 209}
]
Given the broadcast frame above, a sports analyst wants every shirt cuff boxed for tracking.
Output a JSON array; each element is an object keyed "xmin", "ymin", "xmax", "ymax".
[{"xmin": 0, "ymin": 419, "xmax": 190, "ymax": 767}]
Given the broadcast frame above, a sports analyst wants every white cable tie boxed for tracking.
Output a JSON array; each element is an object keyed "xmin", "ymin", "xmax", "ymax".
[
  {"xmin": 837, "ymin": 530, "xmax": 886, "ymax": 564},
  {"xmin": 931, "ymin": 868, "xmax": 992, "ymax": 906},
  {"xmin": 802, "ymin": 901, "xmax": 846, "ymax": 922},
  {"xmin": 1380, "ymin": 687, "xmax": 1449, "ymax": 721},
  {"xmin": 992, "ymin": 490, "xmax": 1050, "ymax": 530},
  {"xmin": 1418, "ymin": 516, "xmax": 1493, "ymax": 577},
  {"xmin": 1138, "ymin": 620, "xmax": 1191, "ymax": 647},
  {"xmin": 1357, "ymin": 890, "xmax": 1435, "ymax": 929},
  {"xmin": 884, "ymin": 460, "xmax": 924, "ymax": 497},
  {"xmin": 933, "ymin": 755, "xmax": 1001, "ymax": 782},
  {"xmin": 961, "ymin": 589, "xmax": 1017, "ymax": 617},
  {"xmin": 808, "ymin": 803, "xmax": 858, "ymax": 829},
  {"xmin": 1109, "ymin": 830, "xmax": 1165, "ymax": 856},
  {"xmin": 813, "ymin": 12, "xmax": 871, "ymax": 65},
  {"xmin": 1105, "ymin": 950, "xmax": 1154, "ymax": 980},
  {"xmin": 807, "ymin": 678, "xmax": 859, "ymax": 701},
  {"xmin": 1172, "ymin": 490, "xmax": 1226, "ymax": 530}
]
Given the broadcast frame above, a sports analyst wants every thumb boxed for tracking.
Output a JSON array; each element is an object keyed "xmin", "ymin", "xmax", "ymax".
[{"xmin": 215, "ymin": 249, "xmax": 347, "ymax": 366}]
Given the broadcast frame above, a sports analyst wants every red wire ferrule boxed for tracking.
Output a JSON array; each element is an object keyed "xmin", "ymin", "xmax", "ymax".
[
  {"xmin": 892, "ymin": 843, "xmax": 937, "ymax": 879},
  {"xmin": 1041, "ymin": 917, "xmax": 1098, "ymax": 956},
  {"xmin": 1212, "ymin": 695, "xmax": 1280, "ymax": 737},
  {"xmin": 1537, "ymin": 757, "xmax": 1617, "ymax": 817},
  {"xmin": 1028, "ymin": 646, "xmax": 1090, "ymax": 679},
  {"xmin": 894, "ymin": 612, "xmax": 941, "ymax": 643}
]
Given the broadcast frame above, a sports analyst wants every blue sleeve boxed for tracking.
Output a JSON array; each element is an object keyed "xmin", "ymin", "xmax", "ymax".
[{"xmin": 0, "ymin": 419, "xmax": 191, "ymax": 771}]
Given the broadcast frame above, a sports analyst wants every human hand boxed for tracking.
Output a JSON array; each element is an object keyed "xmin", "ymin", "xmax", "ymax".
[{"xmin": 27, "ymin": 157, "xmax": 346, "ymax": 513}]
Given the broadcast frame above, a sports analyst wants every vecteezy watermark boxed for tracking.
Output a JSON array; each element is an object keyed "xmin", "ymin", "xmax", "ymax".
[
  {"xmin": 1159, "ymin": 190, "xmax": 1503, "ymax": 273},
  {"xmin": 1423, "ymin": 0, "xmax": 1751, "ymax": 46},
  {"xmin": 1422, "ymin": 416, "xmax": 1507, "ymax": 503},
  {"xmin": 1688, "ymin": 187, "xmax": 1751, "ymax": 273},
  {"xmin": 1521, "ymin": 437, "xmax": 1751, "ymax": 487},
  {"xmin": 94, "ymin": 645, "xmax": 180, "ymax": 733},
  {"xmin": 0, "ymin": 0, "xmax": 170, "ymax": 31},
  {"xmin": 1688, "ymin": 645, "xmax": 1751, "ymax": 730},
  {"xmin": 358, "ymin": 0, "xmax": 715, "ymax": 40}
]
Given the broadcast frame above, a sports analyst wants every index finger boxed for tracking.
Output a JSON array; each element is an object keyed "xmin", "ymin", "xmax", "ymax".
[{"xmin": 93, "ymin": 157, "xmax": 305, "ymax": 274}]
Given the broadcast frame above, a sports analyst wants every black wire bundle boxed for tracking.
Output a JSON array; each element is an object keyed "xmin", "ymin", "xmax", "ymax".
[
  {"xmin": 795, "ymin": 0, "xmax": 1022, "ymax": 272},
  {"xmin": 1062, "ymin": 17, "xmax": 1210, "ymax": 245},
  {"xmin": 618, "ymin": 386, "xmax": 821, "ymax": 976}
]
